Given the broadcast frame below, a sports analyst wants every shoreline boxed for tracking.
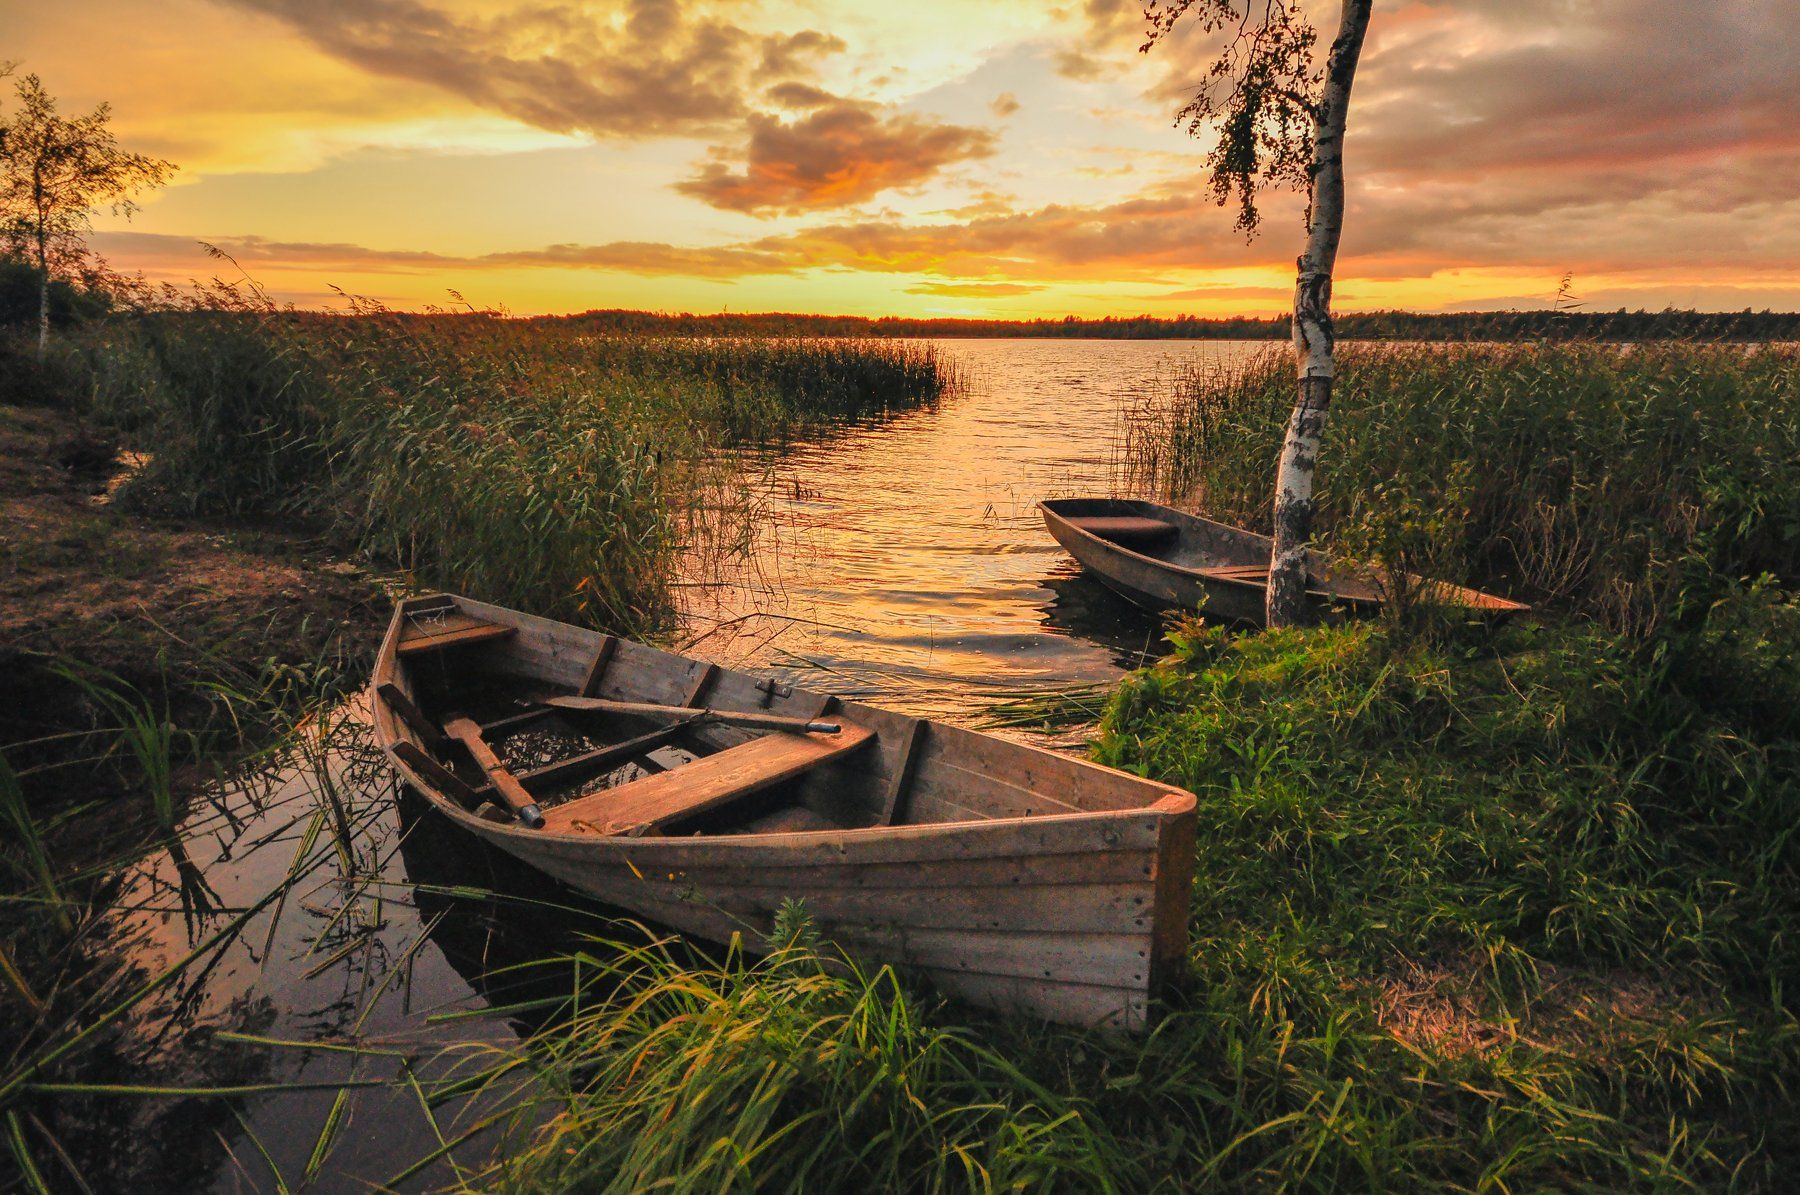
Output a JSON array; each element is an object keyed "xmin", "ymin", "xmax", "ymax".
[{"xmin": 0, "ymin": 401, "xmax": 392, "ymax": 794}]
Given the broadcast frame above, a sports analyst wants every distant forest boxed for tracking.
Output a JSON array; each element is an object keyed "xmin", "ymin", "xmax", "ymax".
[{"xmin": 537, "ymin": 308, "xmax": 1800, "ymax": 341}]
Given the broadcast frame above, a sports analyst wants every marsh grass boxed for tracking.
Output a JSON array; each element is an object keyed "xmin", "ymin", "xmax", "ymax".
[
  {"xmin": 0, "ymin": 670, "xmax": 438, "ymax": 1191},
  {"xmin": 441, "ymin": 911, "xmax": 1123, "ymax": 1194},
  {"xmin": 79, "ymin": 295, "xmax": 951, "ymax": 633},
  {"xmin": 50, "ymin": 664, "xmax": 189, "ymax": 832},
  {"xmin": 1079, "ymin": 592, "xmax": 1800, "ymax": 1189},
  {"xmin": 1127, "ymin": 342, "xmax": 1800, "ymax": 634}
]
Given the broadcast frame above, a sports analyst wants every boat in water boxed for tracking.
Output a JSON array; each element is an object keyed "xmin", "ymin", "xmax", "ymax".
[
  {"xmin": 1041, "ymin": 497, "xmax": 1528, "ymax": 625},
  {"xmin": 372, "ymin": 593, "xmax": 1197, "ymax": 1029}
]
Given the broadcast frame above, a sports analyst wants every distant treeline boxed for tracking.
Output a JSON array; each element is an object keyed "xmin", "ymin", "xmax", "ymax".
[{"xmin": 536, "ymin": 307, "xmax": 1800, "ymax": 342}]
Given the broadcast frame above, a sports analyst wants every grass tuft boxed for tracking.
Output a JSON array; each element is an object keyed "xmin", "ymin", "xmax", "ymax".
[{"xmin": 456, "ymin": 929, "xmax": 1123, "ymax": 1193}]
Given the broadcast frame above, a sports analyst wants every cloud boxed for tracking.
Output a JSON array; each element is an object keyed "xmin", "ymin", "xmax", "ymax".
[
  {"xmin": 905, "ymin": 281, "xmax": 1044, "ymax": 297},
  {"xmin": 1157, "ymin": 285, "xmax": 1293, "ymax": 301},
  {"xmin": 1052, "ymin": 48, "xmax": 1109, "ymax": 82},
  {"xmin": 989, "ymin": 92, "xmax": 1021, "ymax": 118},
  {"xmin": 675, "ymin": 97, "xmax": 997, "ymax": 216},
  {"xmin": 220, "ymin": 0, "xmax": 841, "ymax": 139},
  {"xmin": 759, "ymin": 28, "xmax": 846, "ymax": 75},
  {"xmin": 765, "ymin": 82, "xmax": 837, "ymax": 110}
]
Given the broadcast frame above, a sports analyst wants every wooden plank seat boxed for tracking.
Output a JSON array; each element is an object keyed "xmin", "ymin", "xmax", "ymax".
[
  {"xmin": 396, "ymin": 609, "xmax": 517, "ymax": 656},
  {"xmin": 1066, "ymin": 515, "xmax": 1179, "ymax": 547},
  {"xmin": 540, "ymin": 722, "xmax": 875, "ymax": 836}
]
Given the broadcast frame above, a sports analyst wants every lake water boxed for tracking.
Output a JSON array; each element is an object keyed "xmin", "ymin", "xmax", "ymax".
[
  {"xmin": 39, "ymin": 339, "xmax": 1269, "ymax": 1192},
  {"xmin": 680, "ymin": 338, "xmax": 1269, "ymax": 718}
]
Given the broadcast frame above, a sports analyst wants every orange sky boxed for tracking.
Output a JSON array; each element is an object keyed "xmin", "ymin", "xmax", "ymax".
[{"xmin": 6, "ymin": 0, "xmax": 1796, "ymax": 317}]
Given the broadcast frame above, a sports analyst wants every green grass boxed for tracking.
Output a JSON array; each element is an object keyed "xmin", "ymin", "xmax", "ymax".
[
  {"xmin": 451, "ymin": 912, "xmax": 1120, "ymax": 1193},
  {"xmin": 74, "ymin": 294, "xmax": 951, "ymax": 633},
  {"xmin": 1086, "ymin": 601, "xmax": 1800, "ymax": 1188},
  {"xmin": 1128, "ymin": 343, "xmax": 1800, "ymax": 634},
  {"xmin": 462, "ymin": 594, "xmax": 1800, "ymax": 1191}
]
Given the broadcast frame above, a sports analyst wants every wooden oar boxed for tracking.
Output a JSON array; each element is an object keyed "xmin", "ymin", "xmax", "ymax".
[
  {"xmin": 539, "ymin": 695, "xmax": 842, "ymax": 735},
  {"xmin": 441, "ymin": 715, "xmax": 545, "ymax": 828}
]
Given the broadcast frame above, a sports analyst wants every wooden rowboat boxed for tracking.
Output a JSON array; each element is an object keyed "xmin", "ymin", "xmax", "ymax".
[
  {"xmin": 1041, "ymin": 497, "xmax": 1528, "ymax": 625},
  {"xmin": 372, "ymin": 594, "xmax": 1197, "ymax": 1029}
]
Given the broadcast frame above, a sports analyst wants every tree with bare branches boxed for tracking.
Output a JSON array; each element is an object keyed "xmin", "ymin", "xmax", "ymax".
[
  {"xmin": 0, "ymin": 72, "xmax": 175, "ymax": 361},
  {"xmin": 1144, "ymin": 1, "xmax": 1373, "ymax": 627}
]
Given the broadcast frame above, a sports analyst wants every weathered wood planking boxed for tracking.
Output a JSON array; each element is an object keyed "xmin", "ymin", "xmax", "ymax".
[
  {"xmin": 1042, "ymin": 497, "xmax": 1530, "ymax": 625},
  {"xmin": 372, "ymin": 593, "xmax": 1198, "ymax": 1030},
  {"xmin": 540, "ymin": 723, "xmax": 874, "ymax": 835}
]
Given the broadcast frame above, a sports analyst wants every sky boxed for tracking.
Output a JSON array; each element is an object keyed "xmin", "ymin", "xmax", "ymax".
[{"xmin": 4, "ymin": 0, "xmax": 1797, "ymax": 318}]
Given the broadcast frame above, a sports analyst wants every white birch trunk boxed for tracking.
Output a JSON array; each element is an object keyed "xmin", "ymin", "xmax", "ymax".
[
  {"xmin": 36, "ymin": 269, "xmax": 49, "ymax": 362},
  {"xmin": 1266, "ymin": 0, "xmax": 1372, "ymax": 627}
]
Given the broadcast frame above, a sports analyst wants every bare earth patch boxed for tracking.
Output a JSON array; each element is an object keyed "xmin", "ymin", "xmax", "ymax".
[{"xmin": 0, "ymin": 402, "xmax": 391, "ymax": 751}]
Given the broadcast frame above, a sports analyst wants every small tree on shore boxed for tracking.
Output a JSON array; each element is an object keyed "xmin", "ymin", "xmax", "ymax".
[
  {"xmin": 1144, "ymin": 1, "xmax": 1373, "ymax": 627},
  {"xmin": 0, "ymin": 72, "xmax": 174, "ymax": 360}
]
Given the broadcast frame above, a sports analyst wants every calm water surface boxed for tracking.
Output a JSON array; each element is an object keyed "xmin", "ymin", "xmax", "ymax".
[
  {"xmin": 50, "ymin": 339, "xmax": 1265, "ymax": 1192},
  {"xmin": 682, "ymin": 338, "xmax": 1266, "ymax": 717}
]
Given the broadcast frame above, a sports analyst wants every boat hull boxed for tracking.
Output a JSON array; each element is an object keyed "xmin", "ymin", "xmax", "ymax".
[
  {"xmin": 1044, "ymin": 511, "xmax": 1266, "ymax": 621},
  {"xmin": 1042, "ymin": 498, "xmax": 1527, "ymax": 625},
  {"xmin": 372, "ymin": 594, "xmax": 1197, "ymax": 1030}
]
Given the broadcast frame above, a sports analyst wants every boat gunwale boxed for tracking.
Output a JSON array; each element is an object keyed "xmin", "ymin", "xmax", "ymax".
[
  {"xmin": 1039, "ymin": 497, "xmax": 1529, "ymax": 613},
  {"xmin": 371, "ymin": 596, "xmax": 1197, "ymax": 852}
]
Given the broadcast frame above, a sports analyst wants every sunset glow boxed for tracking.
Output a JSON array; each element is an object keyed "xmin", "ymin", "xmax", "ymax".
[{"xmin": 7, "ymin": 0, "xmax": 1795, "ymax": 316}]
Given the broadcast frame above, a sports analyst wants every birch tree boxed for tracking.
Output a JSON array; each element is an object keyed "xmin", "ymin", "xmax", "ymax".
[
  {"xmin": 0, "ymin": 73, "xmax": 174, "ymax": 360},
  {"xmin": 1144, "ymin": 1, "xmax": 1373, "ymax": 627}
]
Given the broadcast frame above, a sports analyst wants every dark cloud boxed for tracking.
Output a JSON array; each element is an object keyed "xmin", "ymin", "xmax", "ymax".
[
  {"xmin": 1053, "ymin": 48, "xmax": 1109, "ymax": 82},
  {"xmin": 759, "ymin": 28, "xmax": 847, "ymax": 75},
  {"xmin": 675, "ymin": 97, "xmax": 997, "ymax": 216},
  {"xmin": 1352, "ymin": 0, "xmax": 1796, "ymax": 182},
  {"xmin": 1057, "ymin": 0, "xmax": 1800, "ymax": 280},
  {"xmin": 766, "ymin": 81, "xmax": 837, "ymax": 109},
  {"xmin": 221, "ymin": 0, "xmax": 841, "ymax": 139}
]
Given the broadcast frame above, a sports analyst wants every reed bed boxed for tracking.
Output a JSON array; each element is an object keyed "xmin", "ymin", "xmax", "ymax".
[
  {"xmin": 1126, "ymin": 342, "xmax": 1800, "ymax": 634},
  {"xmin": 79, "ymin": 299, "xmax": 950, "ymax": 633}
]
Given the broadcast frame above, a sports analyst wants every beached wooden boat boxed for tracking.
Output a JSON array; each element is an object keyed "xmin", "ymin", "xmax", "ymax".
[
  {"xmin": 1041, "ymin": 497, "xmax": 1528, "ymax": 625},
  {"xmin": 372, "ymin": 593, "xmax": 1197, "ymax": 1029}
]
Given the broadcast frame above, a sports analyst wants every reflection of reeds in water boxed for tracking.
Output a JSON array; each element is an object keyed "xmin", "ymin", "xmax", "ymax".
[{"xmin": 0, "ymin": 675, "xmax": 460, "ymax": 1188}]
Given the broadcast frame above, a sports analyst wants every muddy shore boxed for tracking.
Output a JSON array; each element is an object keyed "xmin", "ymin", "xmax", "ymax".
[{"xmin": 1, "ymin": 401, "xmax": 392, "ymax": 793}]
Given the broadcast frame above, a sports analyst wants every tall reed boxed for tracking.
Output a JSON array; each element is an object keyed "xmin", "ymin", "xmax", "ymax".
[
  {"xmin": 1127, "ymin": 342, "xmax": 1800, "ymax": 634},
  {"xmin": 0, "ymin": 754, "xmax": 71, "ymax": 935},
  {"xmin": 86, "ymin": 296, "xmax": 950, "ymax": 633}
]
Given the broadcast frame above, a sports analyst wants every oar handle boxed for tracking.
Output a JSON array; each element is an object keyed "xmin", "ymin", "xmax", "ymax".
[
  {"xmin": 540, "ymin": 695, "xmax": 841, "ymax": 735},
  {"xmin": 442, "ymin": 715, "xmax": 545, "ymax": 828}
]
